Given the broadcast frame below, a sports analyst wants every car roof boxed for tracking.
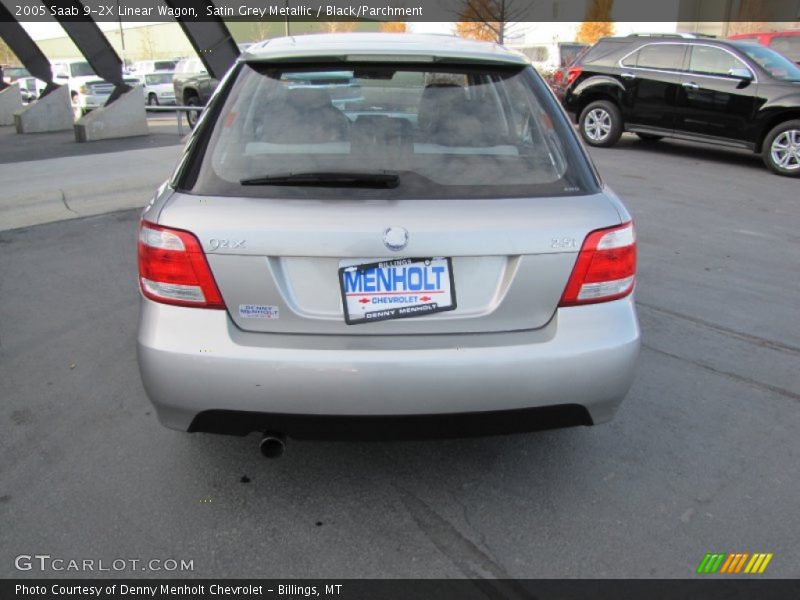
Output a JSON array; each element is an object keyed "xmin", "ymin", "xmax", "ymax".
[
  {"xmin": 241, "ymin": 33, "xmax": 528, "ymax": 66},
  {"xmin": 596, "ymin": 35, "xmax": 751, "ymax": 51}
]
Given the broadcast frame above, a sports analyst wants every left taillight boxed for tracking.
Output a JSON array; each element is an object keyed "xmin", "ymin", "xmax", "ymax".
[
  {"xmin": 566, "ymin": 66, "xmax": 583, "ymax": 86},
  {"xmin": 559, "ymin": 222, "xmax": 637, "ymax": 307},
  {"xmin": 137, "ymin": 221, "xmax": 225, "ymax": 309}
]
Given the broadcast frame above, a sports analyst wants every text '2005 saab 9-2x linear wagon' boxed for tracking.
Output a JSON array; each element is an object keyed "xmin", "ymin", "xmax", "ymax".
[{"xmin": 136, "ymin": 34, "xmax": 640, "ymax": 456}]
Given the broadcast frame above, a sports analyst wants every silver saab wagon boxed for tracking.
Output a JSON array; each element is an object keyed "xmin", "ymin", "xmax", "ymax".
[{"xmin": 137, "ymin": 34, "xmax": 640, "ymax": 456}]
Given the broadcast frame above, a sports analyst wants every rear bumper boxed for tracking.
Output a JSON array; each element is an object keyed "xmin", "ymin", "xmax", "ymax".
[
  {"xmin": 137, "ymin": 296, "xmax": 640, "ymax": 437},
  {"xmin": 189, "ymin": 405, "xmax": 593, "ymax": 440}
]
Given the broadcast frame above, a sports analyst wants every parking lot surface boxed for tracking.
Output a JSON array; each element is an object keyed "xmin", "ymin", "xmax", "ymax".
[
  {"xmin": 0, "ymin": 112, "xmax": 184, "ymax": 164},
  {"xmin": 1, "ymin": 134, "xmax": 798, "ymax": 578}
]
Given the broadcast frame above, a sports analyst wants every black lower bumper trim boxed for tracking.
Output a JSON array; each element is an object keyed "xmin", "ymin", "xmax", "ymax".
[{"xmin": 188, "ymin": 405, "xmax": 593, "ymax": 440}]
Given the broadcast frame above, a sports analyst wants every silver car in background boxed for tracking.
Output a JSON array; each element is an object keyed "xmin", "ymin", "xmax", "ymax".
[{"xmin": 137, "ymin": 34, "xmax": 640, "ymax": 454}]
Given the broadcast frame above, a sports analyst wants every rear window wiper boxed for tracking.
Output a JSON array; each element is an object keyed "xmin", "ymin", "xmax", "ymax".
[{"xmin": 240, "ymin": 171, "xmax": 399, "ymax": 188}]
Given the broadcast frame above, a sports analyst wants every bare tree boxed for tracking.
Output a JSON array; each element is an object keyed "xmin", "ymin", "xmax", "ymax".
[
  {"xmin": 733, "ymin": 0, "xmax": 770, "ymax": 25},
  {"xmin": 323, "ymin": 21, "xmax": 358, "ymax": 33},
  {"xmin": 139, "ymin": 26, "xmax": 158, "ymax": 60},
  {"xmin": 0, "ymin": 38, "xmax": 20, "ymax": 66},
  {"xmin": 251, "ymin": 20, "xmax": 272, "ymax": 42},
  {"xmin": 454, "ymin": 0, "xmax": 528, "ymax": 45}
]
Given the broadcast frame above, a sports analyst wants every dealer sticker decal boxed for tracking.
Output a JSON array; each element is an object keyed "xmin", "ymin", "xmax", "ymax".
[{"xmin": 239, "ymin": 304, "xmax": 279, "ymax": 319}]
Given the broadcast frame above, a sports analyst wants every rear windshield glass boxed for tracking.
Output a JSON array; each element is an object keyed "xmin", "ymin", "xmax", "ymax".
[{"xmin": 186, "ymin": 63, "xmax": 594, "ymax": 199}]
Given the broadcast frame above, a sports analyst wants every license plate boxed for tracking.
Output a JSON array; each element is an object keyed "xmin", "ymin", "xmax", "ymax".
[{"xmin": 339, "ymin": 257, "xmax": 456, "ymax": 325}]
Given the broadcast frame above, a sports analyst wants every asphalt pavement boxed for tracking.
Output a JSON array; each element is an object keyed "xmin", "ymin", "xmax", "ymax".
[
  {"xmin": 0, "ymin": 111, "xmax": 185, "ymax": 164},
  {"xmin": 0, "ymin": 113, "xmax": 186, "ymax": 231},
  {"xmin": 0, "ymin": 134, "xmax": 798, "ymax": 579}
]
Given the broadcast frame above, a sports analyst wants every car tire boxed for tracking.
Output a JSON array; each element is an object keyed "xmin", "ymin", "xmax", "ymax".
[
  {"xmin": 579, "ymin": 100, "xmax": 623, "ymax": 148},
  {"xmin": 762, "ymin": 119, "xmax": 800, "ymax": 177},
  {"xmin": 147, "ymin": 93, "xmax": 159, "ymax": 107},
  {"xmin": 636, "ymin": 133, "xmax": 663, "ymax": 142},
  {"xmin": 185, "ymin": 96, "xmax": 201, "ymax": 129}
]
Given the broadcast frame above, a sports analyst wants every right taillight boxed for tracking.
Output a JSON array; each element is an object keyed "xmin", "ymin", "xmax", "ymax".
[
  {"xmin": 566, "ymin": 66, "xmax": 583, "ymax": 86},
  {"xmin": 138, "ymin": 221, "xmax": 225, "ymax": 309},
  {"xmin": 559, "ymin": 222, "xmax": 636, "ymax": 306}
]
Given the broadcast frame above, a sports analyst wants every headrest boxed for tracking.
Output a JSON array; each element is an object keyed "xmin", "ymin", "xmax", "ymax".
[{"xmin": 285, "ymin": 87, "xmax": 334, "ymax": 110}]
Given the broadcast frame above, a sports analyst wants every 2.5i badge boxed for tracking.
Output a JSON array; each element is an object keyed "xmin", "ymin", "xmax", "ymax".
[{"xmin": 338, "ymin": 257, "xmax": 456, "ymax": 325}]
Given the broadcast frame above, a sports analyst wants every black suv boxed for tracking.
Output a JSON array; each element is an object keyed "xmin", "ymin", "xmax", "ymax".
[{"xmin": 562, "ymin": 34, "xmax": 800, "ymax": 176}]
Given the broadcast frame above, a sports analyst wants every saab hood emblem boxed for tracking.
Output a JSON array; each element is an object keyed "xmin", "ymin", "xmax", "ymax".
[{"xmin": 383, "ymin": 227, "xmax": 408, "ymax": 252}]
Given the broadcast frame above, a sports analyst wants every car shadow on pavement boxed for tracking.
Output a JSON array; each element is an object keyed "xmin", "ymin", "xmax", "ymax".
[
  {"xmin": 607, "ymin": 134, "xmax": 766, "ymax": 172},
  {"xmin": 168, "ymin": 421, "xmax": 600, "ymax": 521}
]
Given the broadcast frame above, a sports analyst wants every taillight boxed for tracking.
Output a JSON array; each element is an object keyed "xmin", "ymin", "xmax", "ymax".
[
  {"xmin": 137, "ymin": 221, "xmax": 225, "ymax": 309},
  {"xmin": 554, "ymin": 70, "xmax": 564, "ymax": 84},
  {"xmin": 566, "ymin": 66, "xmax": 583, "ymax": 86},
  {"xmin": 559, "ymin": 222, "xmax": 636, "ymax": 306}
]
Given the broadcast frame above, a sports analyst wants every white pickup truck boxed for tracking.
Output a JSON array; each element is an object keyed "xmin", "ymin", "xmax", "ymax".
[{"xmin": 51, "ymin": 59, "xmax": 140, "ymax": 119}]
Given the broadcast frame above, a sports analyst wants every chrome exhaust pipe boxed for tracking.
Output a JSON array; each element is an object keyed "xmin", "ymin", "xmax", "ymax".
[{"xmin": 259, "ymin": 433, "xmax": 286, "ymax": 458}]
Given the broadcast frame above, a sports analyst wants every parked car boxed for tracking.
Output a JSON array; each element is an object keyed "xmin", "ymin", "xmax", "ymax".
[
  {"xmin": 280, "ymin": 70, "xmax": 364, "ymax": 110},
  {"xmin": 137, "ymin": 34, "xmax": 640, "ymax": 454},
  {"xmin": 1, "ymin": 66, "xmax": 46, "ymax": 102},
  {"xmin": 551, "ymin": 46, "xmax": 591, "ymax": 100},
  {"xmin": 16, "ymin": 81, "xmax": 41, "ymax": 103},
  {"xmin": 140, "ymin": 71, "xmax": 176, "ymax": 106},
  {"xmin": 172, "ymin": 57, "xmax": 215, "ymax": 128},
  {"xmin": 561, "ymin": 34, "xmax": 800, "ymax": 176},
  {"xmin": 173, "ymin": 44, "xmax": 255, "ymax": 128},
  {"xmin": 3, "ymin": 65, "xmax": 26, "ymax": 83},
  {"xmin": 130, "ymin": 59, "xmax": 179, "ymax": 76},
  {"xmin": 51, "ymin": 59, "xmax": 141, "ymax": 120},
  {"xmin": 513, "ymin": 41, "xmax": 588, "ymax": 84},
  {"xmin": 728, "ymin": 30, "xmax": 800, "ymax": 65}
]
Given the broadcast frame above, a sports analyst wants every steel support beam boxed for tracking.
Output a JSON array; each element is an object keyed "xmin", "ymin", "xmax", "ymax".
[
  {"xmin": 0, "ymin": 1, "xmax": 59, "ymax": 96},
  {"xmin": 164, "ymin": 0, "xmax": 239, "ymax": 80},
  {"xmin": 48, "ymin": 0, "xmax": 131, "ymax": 104}
]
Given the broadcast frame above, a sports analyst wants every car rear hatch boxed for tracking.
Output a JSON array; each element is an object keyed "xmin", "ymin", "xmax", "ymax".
[{"xmin": 156, "ymin": 192, "xmax": 621, "ymax": 335}]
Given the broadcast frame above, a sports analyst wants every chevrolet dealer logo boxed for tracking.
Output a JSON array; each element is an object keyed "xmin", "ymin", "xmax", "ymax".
[{"xmin": 696, "ymin": 552, "xmax": 773, "ymax": 574}]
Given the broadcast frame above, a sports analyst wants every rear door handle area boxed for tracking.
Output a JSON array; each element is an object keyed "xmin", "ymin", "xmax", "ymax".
[{"xmin": 682, "ymin": 81, "xmax": 700, "ymax": 90}]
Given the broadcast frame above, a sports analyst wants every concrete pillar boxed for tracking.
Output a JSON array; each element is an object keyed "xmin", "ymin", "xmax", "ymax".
[
  {"xmin": 74, "ymin": 85, "xmax": 148, "ymax": 142},
  {"xmin": 14, "ymin": 85, "xmax": 73, "ymax": 133},
  {"xmin": 0, "ymin": 84, "xmax": 24, "ymax": 126}
]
